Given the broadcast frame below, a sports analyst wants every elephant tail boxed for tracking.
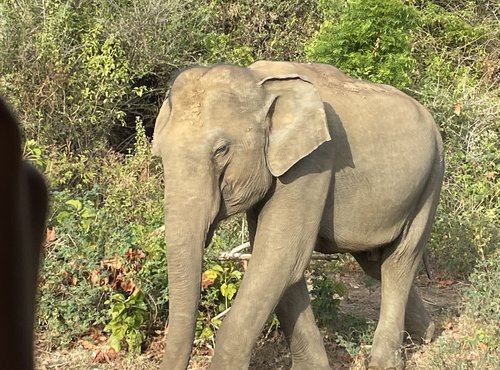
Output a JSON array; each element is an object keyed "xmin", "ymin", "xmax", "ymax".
[{"xmin": 422, "ymin": 249, "xmax": 433, "ymax": 280}]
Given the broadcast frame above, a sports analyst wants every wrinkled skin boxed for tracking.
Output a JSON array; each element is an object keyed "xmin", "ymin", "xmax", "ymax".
[
  {"xmin": 0, "ymin": 97, "xmax": 48, "ymax": 369},
  {"xmin": 152, "ymin": 61, "xmax": 444, "ymax": 370}
]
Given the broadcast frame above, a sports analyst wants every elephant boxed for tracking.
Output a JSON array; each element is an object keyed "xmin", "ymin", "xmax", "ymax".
[
  {"xmin": 152, "ymin": 61, "xmax": 444, "ymax": 370},
  {"xmin": 0, "ymin": 97, "xmax": 48, "ymax": 370}
]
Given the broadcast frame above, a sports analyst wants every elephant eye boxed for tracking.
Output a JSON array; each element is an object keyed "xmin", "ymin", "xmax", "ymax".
[{"xmin": 213, "ymin": 142, "xmax": 230, "ymax": 157}]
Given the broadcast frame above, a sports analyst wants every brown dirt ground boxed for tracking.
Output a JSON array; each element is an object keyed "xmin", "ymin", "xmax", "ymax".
[{"xmin": 35, "ymin": 263, "xmax": 463, "ymax": 370}]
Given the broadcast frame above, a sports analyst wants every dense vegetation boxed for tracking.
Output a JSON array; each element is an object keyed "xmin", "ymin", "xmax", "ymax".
[{"xmin": 0, "ymin": 0, "xmax": 498, "ymax": 366}]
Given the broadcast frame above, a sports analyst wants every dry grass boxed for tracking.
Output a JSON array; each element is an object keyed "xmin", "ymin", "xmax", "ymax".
[
  {"xmin": 36, "ymin": 348, "xmax": 159, "ymax": 370},
  {"xmin": 408, "ymin": 315, "xmax": 499, "ymax": 370}
]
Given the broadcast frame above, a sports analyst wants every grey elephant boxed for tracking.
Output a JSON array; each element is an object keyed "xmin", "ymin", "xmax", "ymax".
[
  {"xmin": 0, "ymin": 97, "xmax": 48, "ymax": 369},
  {"xmin": 152, "ymin": 61, "xmax": 444, "ymax": 370}
]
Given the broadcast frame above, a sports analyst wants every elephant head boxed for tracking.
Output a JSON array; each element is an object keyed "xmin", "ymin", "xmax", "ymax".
[{"xmin": 152, "ymin": 64, "xmax": 330, "ymax": 369}]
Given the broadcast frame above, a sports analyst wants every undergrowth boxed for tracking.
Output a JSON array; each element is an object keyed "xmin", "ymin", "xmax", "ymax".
[
  {"xmin": 3, "ymin": 0, "xmax": 496, "ymax": 359},
  {"xmin": 411, "ymin": 251, "xmax": 499, "ymax": 369}
]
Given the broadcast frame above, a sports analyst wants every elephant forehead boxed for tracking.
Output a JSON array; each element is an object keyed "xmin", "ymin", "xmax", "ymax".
[
  {"xmin": 169, "ymin": 85, "xmax": 205, "ymax": 126},
  {"xmin": 203, "ymin": 89, "xmax": 263, "ymax": 121},
  {"xmin": 170, "ymin": 86, "xmax": 264, "ymax": 130}
]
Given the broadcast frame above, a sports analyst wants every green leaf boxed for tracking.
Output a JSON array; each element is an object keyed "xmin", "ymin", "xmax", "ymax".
[
  {"xmin": 220, "ymin": 283, "xmax": 237, "ymax": 300},
  {"xmin": 200, "ymin": 326, "xmax": 213, "ymax": 339},
  {"xmin": 81, "ymin": 207, "xmax": 96, "ymax": 219},
  {"xmin": 65, "ymin": 199, "xmax": 83, "ymax": 211},
  {"xmin": 211, "ymin": 264, "xmax": 224, "ymax": 273},
  {"xmin": 56, "ymin": 210, "xmax": 71, "ymax": 223},
  {"xmin": 109, "ymin": 335, "xmax": 122, "ymax": 352},
  {"xmin": 230, "ymin": 270, "xmax": 243, "ymax": 280}
]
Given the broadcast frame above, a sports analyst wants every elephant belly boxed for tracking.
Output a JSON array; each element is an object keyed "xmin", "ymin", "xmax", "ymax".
[
  {"xmin": 316, "ymin": 143, "xmax": 433, "ymax": 253},
  {"xmin": 316, "ymin": 217, "xmax": 405, "ymax": 254},
  {"xmin": 316, "ymin": 184, "xmax": 416, "ymax": 254},
  {"xmin": 315, "ymin": 227, "xmax": 401, "ymax": 254}
]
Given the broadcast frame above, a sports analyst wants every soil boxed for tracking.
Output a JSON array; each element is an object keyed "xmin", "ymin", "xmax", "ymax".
[{"xmin": 35, "ymin": 263, "xmax": 463, "ymax": 370}]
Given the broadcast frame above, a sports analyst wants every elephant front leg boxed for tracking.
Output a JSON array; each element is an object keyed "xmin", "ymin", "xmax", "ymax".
[
  {"xmin": 209, "ymin": 176, "xmax": 330, "ymax": 369},
  {"xmin": 209, "ymin": 229, "xmax": 319, "ymax": 369},
  {"xmin": 275, "ymin": 277, "xmax": 331, "ymax": 370}
]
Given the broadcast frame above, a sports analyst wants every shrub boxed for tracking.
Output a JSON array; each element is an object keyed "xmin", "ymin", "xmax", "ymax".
[
  {"xmin": 0, "ymin": 0, "xmax": 322, "ymax": 154},
  {"xmin": 201, "ymin": 0, "xmax": 321, "ymax": 64},
  {"xmin": 36, "ymin": 121, "xmax": 167, "ymax": 349},
  {"xmin": 411, "ymin": 1, "xmax": 498, "ymax": 276},
  {"xmin": 104, "ymin": 290, "xmax": 149, "ymax": 354},
  {"xmin": 465, "ymin": 251, "xmax": 500, "ymax": 324},
  {"xmin": 306, "ymin": 0, "xmax": 419, "ymax": 88},
  {"xmin": 0, "ymin": 1, "xmax": 137, "ymax": 150},
  {"xmin": 411, "ymin": 251, "xmax": 500, "ymax": 369},
  {"xmin": 310, "ymin": 261, "xmax": 348, "ymax": 327},
  {"xmin": 196, "ymin": 261, "xmax": 245, "ymax": 346},
  {"xmin": 411, "ymin": 0, "xmax": 497, "ymax": 86},
  {"xmin": 421, "ymin": 73, "xmax": 499, "ymax": 275}
]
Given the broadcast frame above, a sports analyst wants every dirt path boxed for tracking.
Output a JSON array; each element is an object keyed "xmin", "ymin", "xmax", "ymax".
[{"xmin": 36, "ymin": 264, "xmax": 463, "ymax": 370}]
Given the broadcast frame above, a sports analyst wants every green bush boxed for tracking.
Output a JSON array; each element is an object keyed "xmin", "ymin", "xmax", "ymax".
[
  {"xmin": 37, "ymin": 122, "xmax": 167, "ymax": 349},
  {"xmin": 411, "ymin": 1, "xmax": 498, "ymax": 276},
  {"xmin": 38, "ymin": 187, "xmax": 106, "ymax": 348},
  {"xmin": 306, "ymin": 0, "xmax": 419, "ymax": 87},
  {"xmin": 201, "ymin": 0, "xmax": 321, "ymax": 64},
  {"xmin": 465, "ymin": 251, "xmax": 500, "ymax": 324},
  {"xmin": 104, "ymin": 290, "xmax": 149, "ymax": 354},
  {"xmin": 310, "ymin": 261, "xmax": 348, "ymax": 327},
  {"xmin": 421, "ymin": 72, "xmax": 499, "ymax": 275},
  {"xmin": 196, "ymin": 261, "xmax": 244, "ymax": 346},
  {"xmin": 412, "ymin": 1, "xmax": 496, "ymax": 86},
  {"xmin": 0, "ymin": 1, "xmax": 136, "ymax": 150},
  {"xmin": 0, "ymin": 0, "xmax": 322, "ymax": 153}
]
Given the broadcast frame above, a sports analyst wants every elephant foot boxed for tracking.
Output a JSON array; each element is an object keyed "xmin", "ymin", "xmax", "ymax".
[
  {"xmin": 290, "ymin": 363, "xmax": 332, "ymax": 370},
  {"xmin": 365, "ymin": 348, "xmax": 404, "ymax": 370},
  {"xmin": 406, "ymin": 319, "xmax": 435, "ymax": 344},
  {"xmin": 366, "ymin": 361, "xmax": 404, "ymax": 370}
]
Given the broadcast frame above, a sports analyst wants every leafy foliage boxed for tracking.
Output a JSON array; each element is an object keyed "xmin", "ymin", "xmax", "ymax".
[
  {"xmin": 0, "ymin": 0, "xmax": 321, "ymax": 152},
  {"xmin": 465, "ymin": 250, "xmax": 500, "ymax": 324},
  {"xmin": 104, "ymin": 290, "xmax": 149, "ymax": 353},
  {"xmin": 306, "ymin": 0, "xmax": 419, "ymax": 87},
  {"xmin": 36, "ymin": 121, "xmax": 167, "ymax": 349},
  {"xmin": 412, "ymin": 2, "xmax": 499, "ymax": 275},
  {"xmin": 310, "ymin": 262, "xmax": 348, "ymax": 327},
  {"xmin": 201, "ymin": 0, "xmax": 321, "ymax": 64},
  {"xmin": 196, "ymin": 261, "xmax": 244, "ymax": 345}
]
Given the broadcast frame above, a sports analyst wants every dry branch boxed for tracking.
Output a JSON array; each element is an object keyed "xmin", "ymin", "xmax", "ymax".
[{"xmin": 217, "ymin": 242, "xmax": 340, "ymax": 262}]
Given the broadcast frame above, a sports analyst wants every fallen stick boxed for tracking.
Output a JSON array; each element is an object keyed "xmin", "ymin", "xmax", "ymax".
[
  {"xmin": 217, "ymin": 253, "xmax": 340, "ymax": 261},
  {"xmin": 217, "ymin": 242, "xmax": 340, "ymax": 261},
  {"xmin": 212, "ymin": 307, "xmax": 231, "ymax": 322}
]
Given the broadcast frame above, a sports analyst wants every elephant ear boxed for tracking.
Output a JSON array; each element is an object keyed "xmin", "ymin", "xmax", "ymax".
[
  {"xmin": 259, "ymin": 75, "xmax": 331, "ymax": 177},
  {"xmin": 152, "ymin": 93, "xmax": 171, "ymax": 157}
]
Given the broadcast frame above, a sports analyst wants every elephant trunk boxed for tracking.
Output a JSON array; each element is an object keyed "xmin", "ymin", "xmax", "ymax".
[{"xmin": 160, "ymin": 178, "xmax": 219, "ymax": 370}]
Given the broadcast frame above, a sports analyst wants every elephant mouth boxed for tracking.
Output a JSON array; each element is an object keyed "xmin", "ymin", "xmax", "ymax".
[
  {"xmin": 204, "ymin": 197, "xmax": 230, "ymax": 249},
  {"xmin": 205, "ymin": 222, "xmax": 218, "ymax": 249}
]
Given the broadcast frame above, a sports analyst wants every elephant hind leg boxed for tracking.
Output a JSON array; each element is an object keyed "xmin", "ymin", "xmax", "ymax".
[
  {"xmin": 367, "ymin": 174, "xmax": 441, "ymax": 369},
  {"xmin": 352, "ymin": 253, "xmax": 434, "ymax": 343},
  {"xmin": 405, "ymin": 286, "xmax": 435, "ymax": 343},
  {"xmin": 275, "ymin": 276, "xmax": 332, "ymax": 370}
]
